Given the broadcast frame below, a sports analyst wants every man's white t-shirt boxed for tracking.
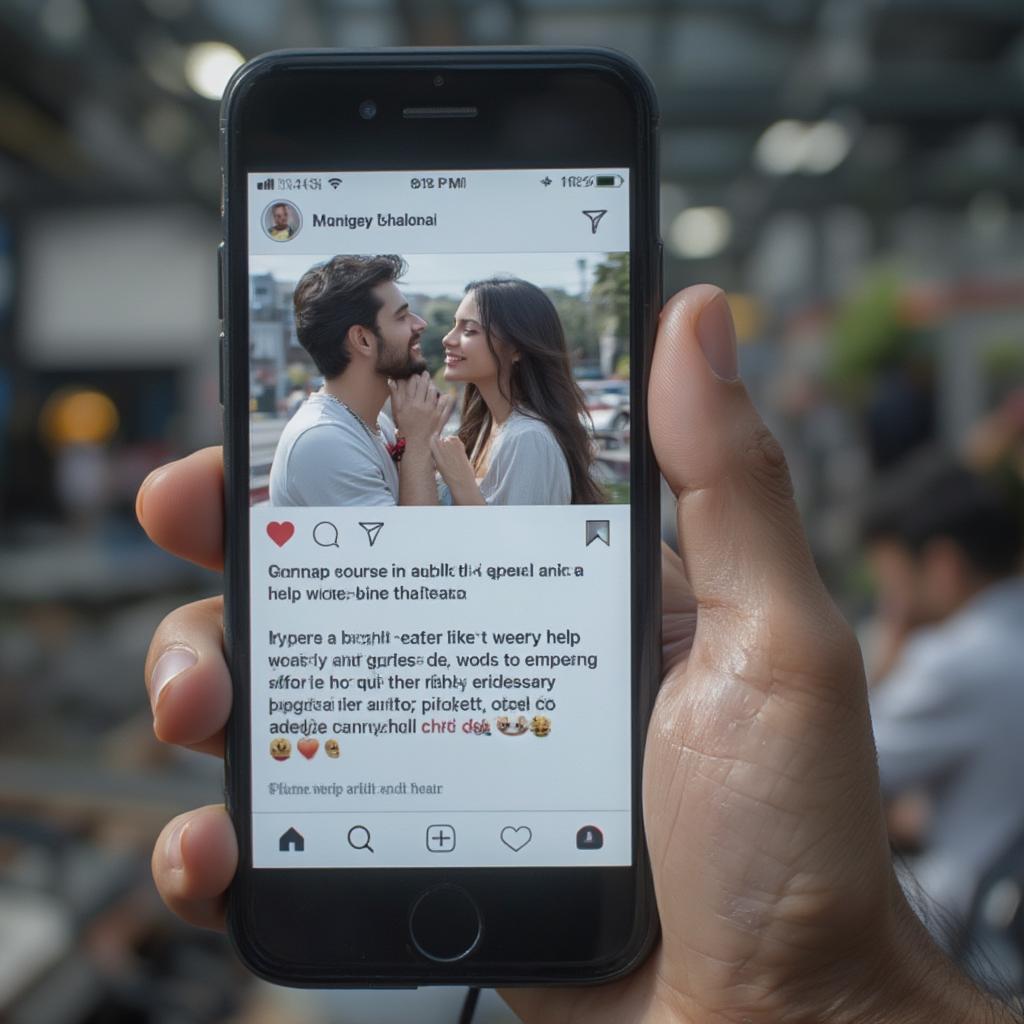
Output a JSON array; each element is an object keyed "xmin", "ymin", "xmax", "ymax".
[{"xmin": 268, "ymin": 392, "xmax": 399, "ymax": 507}]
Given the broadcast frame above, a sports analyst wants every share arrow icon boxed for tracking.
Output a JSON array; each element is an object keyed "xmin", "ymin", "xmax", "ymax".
[
  {"xmin": 582, "ymin": 209, "xmax": 607, "ymax": 234},
  {"xmin": 359, "ymin": 522, "xmax": 384, "ymax": 547}
]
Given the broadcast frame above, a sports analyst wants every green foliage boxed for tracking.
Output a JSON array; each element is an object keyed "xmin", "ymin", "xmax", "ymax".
[
  {"xmin": 592, "ymin": 252, "xmax": 630, "ymax": 330},
  {"xmin": 983, "ymin": 337, "xmax": 1024, "ymax": 402},
  {"xmin": 592, "ymin": 252, "xmax": 630, "ymax": 371},
  {"xmin": 828, "ymin": 268, "xmax": 922, "ymax": 401},
  {"xmin": 603, "ymin": 481, "xmax": 631, "ymax": 504},
  {"xmin": 547, "ymin": 288, "xmax": 593, "ymax": 363}
]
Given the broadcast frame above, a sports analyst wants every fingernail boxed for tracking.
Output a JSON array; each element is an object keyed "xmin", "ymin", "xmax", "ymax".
[
  {"xmin": 150, "ymin": 646, "xmax": 197, "ymax": 710},
  {"xmin": 165, "ymin": 817, "xmax": 187, "ymax": 871},
  {"xmin": 696, "ymin": 292, "xmax": 738, "ymax": 381},
  {"xmin": 135, "ymin": 467, "xmax": 166, "ymax": 523}
]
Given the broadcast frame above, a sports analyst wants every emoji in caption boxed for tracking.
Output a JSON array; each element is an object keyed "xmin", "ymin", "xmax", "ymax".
[
  {"xmin": 530, "ymin": 715, "xmax": 551, "ymax": 737},
  {"xmin": 497, "ymin": 715, "xmax": 529, "ymax": 736},
  {"xmin": 325, "ymin": 739, "xmax": 341, "ymax": 758},
  {"xmin": 266, "ymin": 521, "xmax": 295, "ymax": 547},
  {"xmin": 297, "ymin": 738, "xmax": 319, "ymax": 760},
  {"xmin": 270, "ymin": 738, "xmax": 292, "ymax": 761}
]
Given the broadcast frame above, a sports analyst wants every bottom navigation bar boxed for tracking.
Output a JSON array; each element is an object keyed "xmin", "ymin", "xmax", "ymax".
[{"xmin": 252, "ymin": 810, "xmax": 631, "ymax": 868}]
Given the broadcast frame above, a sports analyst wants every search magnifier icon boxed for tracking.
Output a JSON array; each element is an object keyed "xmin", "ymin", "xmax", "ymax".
[
  {"xmin": 313, "ymin": 521, "xmax": 339, "ymax": 547},
  {"xmin": 347, "ymin": 825, "xmax": 374, "ymax": 853}
]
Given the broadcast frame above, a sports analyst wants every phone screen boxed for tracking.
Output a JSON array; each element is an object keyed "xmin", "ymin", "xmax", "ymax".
[{"xmin": 246, "ymin": 168, "xmax": 632, "ymax": 870}]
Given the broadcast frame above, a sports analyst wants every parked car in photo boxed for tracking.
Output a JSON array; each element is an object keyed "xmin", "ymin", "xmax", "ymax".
[{"xmin": 579, "ymin": 379, "xmax": 630, "ymax": 435}]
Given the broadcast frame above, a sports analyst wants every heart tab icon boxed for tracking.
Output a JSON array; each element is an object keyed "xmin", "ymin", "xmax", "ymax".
[
  {"xmin": 267, "ymin": 521, "xmax": 295, "ymax": 547},
  {"xmin": 499, "ymin": 825, "xmax": 532, "ymax": 852}
]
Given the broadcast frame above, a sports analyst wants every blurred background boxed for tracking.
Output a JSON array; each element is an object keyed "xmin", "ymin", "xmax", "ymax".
[{"xmin": 2, "ymin": 1, "xmax": 1024, "ymax": 1021}]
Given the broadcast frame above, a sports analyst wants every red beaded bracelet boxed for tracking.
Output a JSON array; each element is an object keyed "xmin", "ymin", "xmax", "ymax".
[{"xmin": 387, "ymin": 436, "xmax": 407, "ymax": 463}]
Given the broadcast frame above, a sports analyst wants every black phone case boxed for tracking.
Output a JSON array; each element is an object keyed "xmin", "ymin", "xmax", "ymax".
[{"xmin": 220, "ymin": 46, "xmax": 662, "ymax": 987}]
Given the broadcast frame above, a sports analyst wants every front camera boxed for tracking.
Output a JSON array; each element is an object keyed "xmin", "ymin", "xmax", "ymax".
[
  {"xmin": 433, "ymin": 75, "xmax": 445, "ymax": 87},
  {"xmin": 358, "ymin": 100, "xmax": 377, "ymax": 121}
]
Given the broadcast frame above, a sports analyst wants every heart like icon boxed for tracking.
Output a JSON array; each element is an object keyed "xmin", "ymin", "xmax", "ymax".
[
  {"xmin": 267, "ymin": 521, "xmax": 295, "ymax": 547},
  {"xmin": 297, "ymin": 738, "xmax": 319, "ymax": 760},
  {"xmin": 500, "ymin": 825, "xmax": 532, "ymax": 853}
]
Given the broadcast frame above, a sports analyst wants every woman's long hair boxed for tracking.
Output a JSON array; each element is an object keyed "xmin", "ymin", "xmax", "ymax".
[{"xmin": 457, "ymin": 276, "xmax": 605, "ymax": 504}]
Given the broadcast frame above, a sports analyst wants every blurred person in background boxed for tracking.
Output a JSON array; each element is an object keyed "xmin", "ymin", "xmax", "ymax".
[{"xmin": 862, "ymin": 450, "xmax": 1024, "ymax": 935}]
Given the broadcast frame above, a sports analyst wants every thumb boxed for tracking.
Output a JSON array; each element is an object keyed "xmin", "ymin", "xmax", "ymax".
[{"xmin": 649, "ymin": 285, "xmax": 830, "ymax": 626}]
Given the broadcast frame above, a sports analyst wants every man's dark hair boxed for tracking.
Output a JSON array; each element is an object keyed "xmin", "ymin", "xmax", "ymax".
[
  {"xmin": 861, "ymin": 448, "xmax": 1023, "ymax": 577},
  {"xmin": 292, "ymin": 255, "xmax": 406, "ymax": 379},
  {"xmin": 272, "ymin": 202, "xmax": 289, "ymax": 213}
]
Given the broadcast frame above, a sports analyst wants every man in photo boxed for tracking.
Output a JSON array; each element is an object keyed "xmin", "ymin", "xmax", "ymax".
[
  {"xmin": 268, "ymin": 255, "xmax": 450, "ymax": 507},
  {"xmin": 267, "ymin": 201, "xmax": 298, "ymax": 242}
]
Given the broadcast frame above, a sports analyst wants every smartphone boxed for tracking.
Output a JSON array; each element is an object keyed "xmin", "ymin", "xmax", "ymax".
[{"xmin": 220, "ymin": 47, "xmax": 661, "ymax": 987}]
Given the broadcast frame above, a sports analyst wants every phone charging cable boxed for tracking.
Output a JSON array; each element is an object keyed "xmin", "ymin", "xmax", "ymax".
[{"xmin": 458, "ymin": 986, "xmax": 480, "ymax": 1023}]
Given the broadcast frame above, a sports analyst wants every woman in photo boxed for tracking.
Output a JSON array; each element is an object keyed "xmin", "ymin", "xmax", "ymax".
[{"xmin": 431, "ymin": 276, "xmax": 605, "ymax": 505}]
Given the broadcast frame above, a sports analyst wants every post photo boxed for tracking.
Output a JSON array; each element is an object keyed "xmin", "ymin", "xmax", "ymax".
[{"xmin": 249, "ymin": 251, "xmax": 631, "ymax": 508}]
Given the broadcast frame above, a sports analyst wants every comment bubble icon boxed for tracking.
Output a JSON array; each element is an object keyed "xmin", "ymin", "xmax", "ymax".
[{"xmin": 313, "ymin": 521, "xmax": 340, "ymax": 547}]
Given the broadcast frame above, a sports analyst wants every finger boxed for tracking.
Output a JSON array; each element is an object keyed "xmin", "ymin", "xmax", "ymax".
[
  {"xmin": 404, "ymin": 372, "xmax": 422, "ymax": 403},
  {"xmin": 136, "ymin": 447, "xmax": 224, "ymax": 572},
  {"xmin": 146, "ymin": 596, "xmax": 231, "ymax": 756},
  {"xmin": 386, "ymin": 378, "xmax": 400, "ymax": 408},
  {"xmin": 436, "ymin": 394, "xmax": 454, "ymax": 431},
  {"xmin": 649, "ymin": 286, "xmax": 838, "ymax": 630},
  {"xmin": 152, "ymin": 805, "xmax": 237, "ymax": 930}
]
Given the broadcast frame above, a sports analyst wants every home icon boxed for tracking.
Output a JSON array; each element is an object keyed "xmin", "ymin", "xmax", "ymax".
[{"xmin": 279, "ymin": 827, "xmax": 305, "ymax": 852}]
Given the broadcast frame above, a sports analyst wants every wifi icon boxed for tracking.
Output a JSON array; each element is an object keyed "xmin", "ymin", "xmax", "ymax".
[{"xmin": 327, "ymin": 177, "xmax": 343, "ymax": 189}]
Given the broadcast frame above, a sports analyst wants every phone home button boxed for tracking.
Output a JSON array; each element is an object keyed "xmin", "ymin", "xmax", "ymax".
[{"xmin": 408, "ymin": 884, "xmax": 482, "ymax": 963}]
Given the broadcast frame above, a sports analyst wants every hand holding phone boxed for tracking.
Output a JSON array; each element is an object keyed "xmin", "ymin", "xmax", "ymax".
[{"xmin": 142, "ymin": 285, "xmax": 1005, "ymax": 1022}]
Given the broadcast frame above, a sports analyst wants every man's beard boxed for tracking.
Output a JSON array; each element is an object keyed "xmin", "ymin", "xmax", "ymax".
[{"xmin": 375, "ymin": 330, "xmax": 428, "ymax": 380}]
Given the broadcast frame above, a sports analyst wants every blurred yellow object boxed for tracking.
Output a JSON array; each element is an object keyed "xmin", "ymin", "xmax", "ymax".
[
  {"xmin": 39, "ymin": 388, "xmax": 119, "ymax": 446},
  {"xmin": 725, "ymin": 293, "xmax": 763, "ymax": 344}
]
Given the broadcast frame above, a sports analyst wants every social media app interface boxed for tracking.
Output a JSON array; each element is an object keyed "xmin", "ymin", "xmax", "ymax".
[{"xmin": 247, "ymin": 169, "xmax": 633, "ymax": 868}]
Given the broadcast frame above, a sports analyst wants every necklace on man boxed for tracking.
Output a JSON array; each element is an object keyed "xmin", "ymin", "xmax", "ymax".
[
  {"xmin": 320, "ymin": 389, "xmax": 381, "ymax": 439},
  {"xmin": 319, "ymin": 388, "xmax": 406, "ymax": 463}
]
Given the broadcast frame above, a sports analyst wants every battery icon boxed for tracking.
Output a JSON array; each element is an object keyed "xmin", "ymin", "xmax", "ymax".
[{"xmin": 595, "ymin": 174, "xmax": 625, "ymax": 188}]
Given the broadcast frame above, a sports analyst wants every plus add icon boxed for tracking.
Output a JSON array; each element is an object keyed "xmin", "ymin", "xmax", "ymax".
[{"xmin": 425, "ymin": 824, "xmax": 456, "ymax": 853}]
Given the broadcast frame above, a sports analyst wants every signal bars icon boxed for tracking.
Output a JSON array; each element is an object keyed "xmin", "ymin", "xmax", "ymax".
[{"xmin": 327, "ymin": 177, "xmax": 343, "ymax": 189}]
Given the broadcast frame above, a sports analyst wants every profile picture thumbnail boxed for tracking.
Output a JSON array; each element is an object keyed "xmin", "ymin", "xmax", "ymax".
[{"xmin": 263, "ymin": 200, "xmax": 302, "ymax": 242}]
